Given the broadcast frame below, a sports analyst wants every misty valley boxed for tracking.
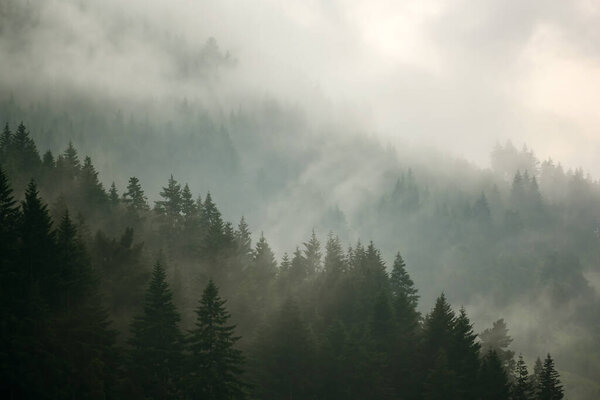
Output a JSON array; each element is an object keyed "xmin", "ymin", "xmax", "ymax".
[
  {"xmin": 2, "ymin": 0, "xmax": 600, "ymax": 399},
  {"xmin": 0, "ymin": 119, "xmax": 590, "ymax": 400}
]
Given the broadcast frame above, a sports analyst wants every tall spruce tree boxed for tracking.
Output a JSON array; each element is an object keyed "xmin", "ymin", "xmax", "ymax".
[
  {"xmin": 538, "ymin": 354, "xmax": 563, "ymax": 400},
  {"xmin": 451, "ymin": 308, "xmax": 480, "ymax": 400},
  {"xmin": 513, "ymin": 354, "xmax": 533, "ymax": 400},
  {"xmin": 303, "ymin": 230, "xmax": 322, "ymax": 274},
  {"xmin": 20, "ymin": 180, "xmax": 57, "ymax": 300},
  {"xmin": 129, "ymin": 260, "xmax": 184, "ymax": 399},
  {"xmin": 155, "ymin": 175, "xmax": 182, "ymax": 219},
  {"xmin": 123, "ymin": 177, "xmax": 149, "ymax": 212},
  {"xmin": 187, "ymin": 280, "xmax": 246, "ymax": 400}
]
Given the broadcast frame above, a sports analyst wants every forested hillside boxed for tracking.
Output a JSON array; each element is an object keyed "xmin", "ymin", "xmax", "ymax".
[
  {"xmin": 0, "ymin": 124, "xmax": 568, "ymax": 399},
  {"xmin": 2, "ymin": 1, "xmax": 600, "ymax": 398},
  {"xmin": 2, "ymin": 93, "xmax": 600, "ymax": 399}
]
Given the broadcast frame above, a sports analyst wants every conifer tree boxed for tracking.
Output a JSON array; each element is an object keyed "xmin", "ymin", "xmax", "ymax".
[
  {"xmin": 251, "ymin": 233, "xmax": 278, "ymax": 285},
  {"xmin": 513, "ymin": 354, "xmax": 533, "ymax": 400},
  {"xmin": 42, "ymin": 150, "xmax": 55, "ymax": 169},
  {"xmin": 56, "ymin": 211, "xmax": 92, "ymax": 309},
  {"xmin": 451, "ymin": 308, "xmax": 480, "ymax": 400},
  {"xmin": 155, "ymin": 174, "xmax": 182, "ymax": 219},
  {"xmin": 303, "ymin": 230, "xmax": 322, "ymax": 274},
  {"xmin": 0, "ymin": 167, "xmax": 20, "ymax": 391},
  {"xmin": 201, "ymin": 192, "xmax": 226, "ymax": 258},
  {"xmin": 10, "ymin": 122, "xmax": 41, "ymax": 175},
  {"xmin": 80, "ymin": 156, "xmax": 108, "ymax": 205},
  {"xmin": 0, "ymin": 122, "xmax": 11, "ymax": 154},
  {"xmin": 479, "ymin": 350, "xmax": 510, "ymax": 400},
  {"xmin": 123, "ymin": 177, "xmax": 149, "ymax": 212},
  {"xmin": 234, "ymin": 216, "xmax": 253, "ymax": 265},
  {"xmin": 20, "ymin": 180, "xmax": 56, "ymax": 298},
  {"xmin": 58, "ymin": 141, "xmax": 81, "ymax": 181},
  {"xmin": 187, "ymin": 280, "xmax": 246, "ymax": 400},
  {"xmin": 180, "ymin": 183, "xmax": 197, "ymax": 217},
  {"xmin": 421, "ymin": 294, "xmax": 456, "ymax": 379},
  {"xmin": 538, "ymin": 354, "xmax": 563, "ymax": 400},
  {"xmin": 289, "ymin": 246, "xmax": 308, "ymax": 283},
  {"xmin": 390, "ymin": 252, "xmax": 420, "ymax": 331},
  {"xmin": 54, "ymin": 210, "xmax": 119, "ymax": 399},
  {"xmin": 129, "ymin": 260, "xmax": 184, "ymax": 399},
  {"xmin": 109, "ymin": 182, "xmax": 119, "ymax": 206},
  {"xmin": 530, "ymin": 357, "xmax": 543, "ymax": 398},
  {"xmin": 324, "ymin": 233, "xmax": 345, "ymax": 278},
  {"xmin": 279, "ymin": 253, "xmax": 291, "ymax": 273},
  {"xmin": 0, "ymin": 166, "xmax": 19, "ymax": 238}
]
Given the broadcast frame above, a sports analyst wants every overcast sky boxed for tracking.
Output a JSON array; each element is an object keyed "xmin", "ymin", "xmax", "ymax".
[{"xmin": 2, "ymin": 0, "xmax": 600, "ymax": 175}]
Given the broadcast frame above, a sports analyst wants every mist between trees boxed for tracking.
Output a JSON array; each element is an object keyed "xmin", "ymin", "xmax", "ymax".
[{"xmin": 0, "ymin": 122, "xmax": 587, "ymax": 400}]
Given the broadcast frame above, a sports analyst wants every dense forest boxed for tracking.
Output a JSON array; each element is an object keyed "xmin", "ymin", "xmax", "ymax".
[
  {"xmin": 0, "ymin": 123, "xmax": 567, "ymax": 399},
  {"xmin": 2, "ymin": 1, "xmax": 600, "ymax": 398}
]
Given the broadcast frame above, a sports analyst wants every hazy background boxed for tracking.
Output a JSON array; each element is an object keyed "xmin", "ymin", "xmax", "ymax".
[
  {"xmin": 2, "ymin": 1, "xmax": 600, "ymax": 398},
  {"xmin": 2, "ymin": 0, "xmax": 600, "ymax": 174}
]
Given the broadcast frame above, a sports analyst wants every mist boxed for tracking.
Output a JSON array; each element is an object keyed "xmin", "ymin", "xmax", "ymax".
[{"xmin": 1, "ymin": 0, "xmax": 600, "ymax": 399}]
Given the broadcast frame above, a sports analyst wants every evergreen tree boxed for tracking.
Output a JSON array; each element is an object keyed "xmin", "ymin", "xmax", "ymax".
[
  {"xmin": 390, "ymin": 252, "xmax": 420, "ymax": 329},
  {"xmin": 324, "ymin": 233, "xmax": 346, "ymax": 278},
  {"xmin": 530, "ymin": 357, "xmax": 543, "ymax": 398},
  {"xmin": 0, "ymin": 167, "xmax": 20, "ymax": 393},
  {"xmin": 538, "ymin": 354, "xmax": 563, "ymax": 400},
  {"xmin": 479, "ymin": 350, "xmax": 510, "ymax": 400},
  {"xmin": 289, "ymin": 246, "xmax": 308, "ymax": 283},
  {"xmin": 123, "ymin": 177, "xmax": 149, "ymax": 212},
  {"xmin": 420, "ymin": 293, "xmax": 456, "ymax": 387},
  {"xmin": 303, "ymin": 230, "xmax": 321, "ymax": 274},
  {"xmin": 0, "ymin": 122, "xmax": 11, "ymax": 155},
  {"xmin": 155, "ymin": 174, "xmax": 182, "ymax": 219},
  {"xmin": 201, "ymin": 192, "xmax": 226, "ymax": 258},
  {"xmin": 55, "ymin": 211, "xmax": 92, "ymax": 308},
  {"xmin": 451, "ymin": 308, "xmax": 480, "ymax": 400},
  {"xmin": 58, "ymin": 141, "xmax": 81, "ymax": 181},
  {"xmin": 513, "ymin": 354, "xmax": 533, "ymax": 400},
  {"xmin": 129, "ymin": 260, "xmax": 184, "ymax": 399},
  {"xmin": 251, "ymin": 234, "xmax": 276, "ymax": 281},
  {"xmin": 54, "ymin": 211, "xmax": 119, "ymax": 399},
  {"xmin": 187, "ymin": 280, "xmax": 246, "ymax": 400},
  {"xmin": 279, "ymin": 253, "xmax": 291, "ymax": 274},
  {"xmin": 10, "ymin": 122, "xmax": 41, "ymax": 175},
  {"xmin": 234, "ymin": 216, "xmax": 253, "ymax": 265},
  {"xmin": 19, "ymin": 180, "xmax": 56, "ymax": 300},
  {"xmin": 181, "ymin": 183, "xmax": 197, "ymax": 217},
  {"xmin": 109, "ymin": 182, "xmax": 119, "ymax": 205},
  {"xmin": 0, "ymin": 166, "xmax": 19, "ymax": 237},
  {"xmin": 80, "ymin": 156, "xmax": 108, "ymax": 205}
]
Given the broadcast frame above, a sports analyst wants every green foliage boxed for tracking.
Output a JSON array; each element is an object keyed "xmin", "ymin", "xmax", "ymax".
[
  {"xmin": 123, "ymin": 176, "xmax": 149, "ymax": 213},
  {"xmin": 538, "ymin": 354, "xmax": 564, "ymax": 400},
  {"xmin": 0, "ymin": 132, "xmax": 571, "ymax": 400},
  {"xmin": 128, "ymin": 260, "xmax": 184, "ymax": 399},
  {"xmin": 187, "ymin": 280, "xmax": 246, "ymax": 399},
  {"xmin": 479, "ymin": 350, "xmax": 510, "ymax": 400},
  {"xmin": 513, "ymin": 354, "xmax": 534, "ymax": 400}
]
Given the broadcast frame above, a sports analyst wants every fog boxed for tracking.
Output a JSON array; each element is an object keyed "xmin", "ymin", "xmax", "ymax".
[
  {"xmin": 3, "ymin": 0, "xmax": 600, "ymax": 173},
  {"xmin": 2, "ymin": 0, "xmax": 600, "ymax": 399}
]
